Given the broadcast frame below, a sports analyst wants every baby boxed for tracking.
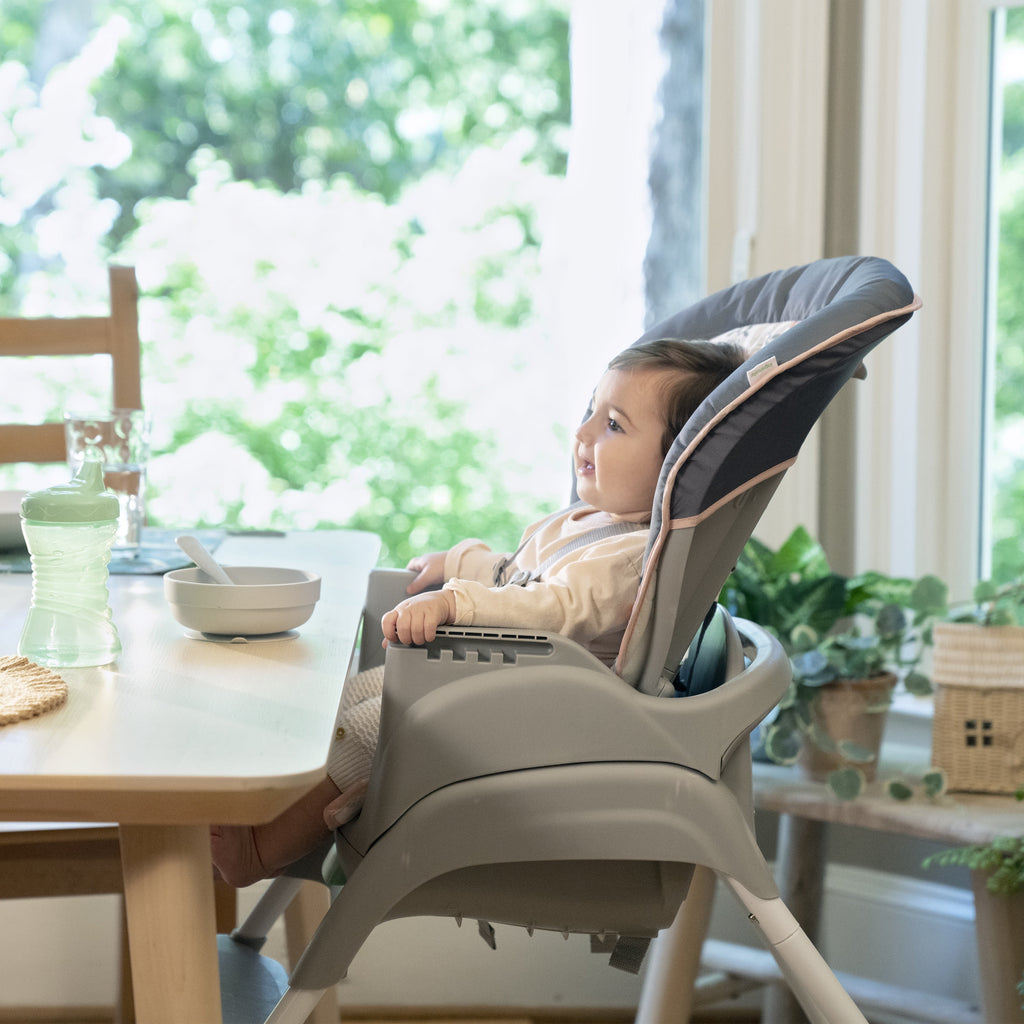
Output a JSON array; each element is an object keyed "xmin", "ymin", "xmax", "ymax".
[{"xmin": 211, "ymin": 338, "xmax": 745, "ymax": 887}]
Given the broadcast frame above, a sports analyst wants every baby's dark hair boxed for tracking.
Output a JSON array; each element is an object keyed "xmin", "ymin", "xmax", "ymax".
[{"xmin": 608, "ymin": 338, "xmax": 747, "ymax": 455}]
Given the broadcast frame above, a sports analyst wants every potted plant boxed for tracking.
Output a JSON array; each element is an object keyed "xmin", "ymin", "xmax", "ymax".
[
  {"xmin": 924, "ymin": 806, "xmax": 1024, "ymax": 1023},
  {"xmin": 948, "ymin": 576, "xmax": 1024, "ymax": 627},
  {"xmin": 931, "ymin": 573, "xmax": 1024, "ymax": 795},
  {"xmin": 722, "ymin": 526, "xmax": 947, "ymax": 799}
]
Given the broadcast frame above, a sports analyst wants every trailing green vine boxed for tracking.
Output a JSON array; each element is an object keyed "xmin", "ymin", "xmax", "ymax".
[{"xmin": 923, "ymin": 834, "xmax": 1024, "ymax": 895}]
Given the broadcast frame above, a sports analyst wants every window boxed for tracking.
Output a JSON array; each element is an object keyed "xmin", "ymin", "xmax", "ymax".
[
  {"xmin": 985, "ymin": 5, "xmax": 1024, "ymax": 583},
  {"xmin": 0, "ymin": 1, "xmax": 574, "ymax": 566}
]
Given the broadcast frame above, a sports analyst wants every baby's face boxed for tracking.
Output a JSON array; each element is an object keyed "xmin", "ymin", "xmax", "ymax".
[{"xmin": 573, "ymin": 367, "xmax": 667, "ymax": 516}]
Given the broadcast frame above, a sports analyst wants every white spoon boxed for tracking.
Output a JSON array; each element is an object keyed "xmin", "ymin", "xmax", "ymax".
[{"xmin": 175, "ymin": 534, "xmax": 235, "ymax": 585}]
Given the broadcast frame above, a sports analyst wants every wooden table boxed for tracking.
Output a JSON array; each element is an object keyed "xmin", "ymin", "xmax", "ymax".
[
  {"xmin": 0, "ymin": 530, "xmax": 380, "ymax": 1023},
  {"xmin": 750, "ymin": 755, "xmax": 1024, "ymax": 1024}
]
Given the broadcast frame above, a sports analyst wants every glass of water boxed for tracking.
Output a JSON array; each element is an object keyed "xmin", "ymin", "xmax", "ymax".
[{"xmin": 64, "ymin": 408, "xmax": 152, "ymax": 554}]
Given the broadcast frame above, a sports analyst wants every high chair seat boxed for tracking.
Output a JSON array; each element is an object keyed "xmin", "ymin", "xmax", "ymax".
[{"xmin": 225, "ymin": 255, "xmax": 921, "ymax": 1024}]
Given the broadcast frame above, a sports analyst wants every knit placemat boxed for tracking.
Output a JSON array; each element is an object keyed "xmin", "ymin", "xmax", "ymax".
[{"xmin": 0, "ymin": 655, "xmax": 69, "ymax": 725}]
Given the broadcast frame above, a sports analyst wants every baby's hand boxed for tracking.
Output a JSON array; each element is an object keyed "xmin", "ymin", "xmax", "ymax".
[
  {"xmin": 381, "ymin": 590, "xmax": 456, "ymax": 647},
  {"xmin": 405, "ymin": 551, "xmax": 447, "ymax": 594}
]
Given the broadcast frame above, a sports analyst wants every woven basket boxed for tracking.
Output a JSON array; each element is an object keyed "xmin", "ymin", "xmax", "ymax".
[{"xmin": 931, "ymin": 622, "xmax": 1024, "ymax": 794}]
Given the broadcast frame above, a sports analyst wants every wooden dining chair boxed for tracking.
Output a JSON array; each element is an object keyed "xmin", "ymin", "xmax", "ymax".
[
  {"xmin": 0, "ymin": 266, "xmax": 140, "ymax": 1018},
  {"xmin": 0, "ymin": 266, "xmax": 300, "ymax": 1019},
  {"xmin": 0, "ymin": 264, "xmax": 142, "ymax": 465},
  {"xmin": 0, "ymin": 266, "xmax": 145, "ymax": 1020}
]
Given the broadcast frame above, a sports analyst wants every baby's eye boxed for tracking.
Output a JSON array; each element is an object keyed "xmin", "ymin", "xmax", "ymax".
[{"xmin": 607, "ymin": 417, "xmax": 623, "ymax": 433}]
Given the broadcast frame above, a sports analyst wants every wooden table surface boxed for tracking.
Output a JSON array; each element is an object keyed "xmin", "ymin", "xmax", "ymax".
[{"xmin": 0, "ymin": 529, "xmax": 380, "ymax": 1023}]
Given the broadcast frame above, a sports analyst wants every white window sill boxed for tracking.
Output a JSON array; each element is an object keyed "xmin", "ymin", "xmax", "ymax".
[{"xmin": 884, "ymin": 690, "xmax": 935, "ymax": 759}]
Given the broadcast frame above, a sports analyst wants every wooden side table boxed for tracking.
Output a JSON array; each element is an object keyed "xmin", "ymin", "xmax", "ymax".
[{"xmin": 749, "ymin": 758, "xmax": 1024, "ymax": 1024}]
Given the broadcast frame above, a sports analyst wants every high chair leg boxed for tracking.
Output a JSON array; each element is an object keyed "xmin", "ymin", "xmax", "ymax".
[
  {"xmin": 636, "ymin": 864, "xmax": 717, "ymax": 1023},
  {"xmin": 722, "ymin": 875, "xmax": 868, "ymax": 1024},
  {"xmin": 116, "ymin": 898, "xmax": 135, "ymax": 1024},
  {"xmin": 231, "ymin": 876, "xmax": 305, "ymax": 948},
  {"xmin": 266, "ymin": 987, "xmax": 331, "ymax": 1024},
  {"xmin": 284, "ymin": 881, "xmax": 339, "ymax": 1024}
]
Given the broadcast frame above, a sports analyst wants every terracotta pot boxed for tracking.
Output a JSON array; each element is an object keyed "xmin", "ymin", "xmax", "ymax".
[
  {"xmin": 971, "ymin": 876, "xmax": 1024, "ymax": 1023},
  {"xmin": 798, "ymin": 673, "xmax": 897, "ymax": 782}
]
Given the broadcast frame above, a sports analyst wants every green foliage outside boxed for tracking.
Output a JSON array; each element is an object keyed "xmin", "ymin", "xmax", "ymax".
[
  {"xmin": 992, "ymin": 9, "xmax": 1024, "ymax": 582},
  {"xmin": 0, "ymin": 0, "xmax": 573, "ymax": 565}
]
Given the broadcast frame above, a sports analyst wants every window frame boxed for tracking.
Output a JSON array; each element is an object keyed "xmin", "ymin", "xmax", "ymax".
[
  {"xmin": 705, "ymin": 0, "xmax": 830, "ymax": 550},
  {"xmin": 857, "ymin": 0, "xmax": 993, "ymax": 598},
  {"xmin": 705, "ymin": 0, "xmax": 999, "ymax": 600}
]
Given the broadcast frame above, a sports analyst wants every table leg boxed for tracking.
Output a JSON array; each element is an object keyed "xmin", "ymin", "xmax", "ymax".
[
  {"xmin": 119, "ymin": 824, "xmax": 222, "ymax": 1024},
  {"xmin": 762, "ymin": 814, "xmax": 829, "ymax": 1024},
  {"xmin": 971, "ymin": 871, "xmax": 1024, "ymax": 1024}
]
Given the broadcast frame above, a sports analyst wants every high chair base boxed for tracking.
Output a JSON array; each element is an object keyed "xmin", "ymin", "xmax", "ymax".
[{"xmin": 233, "ymin": 865, "xmax": 870, "ymax": 1024}]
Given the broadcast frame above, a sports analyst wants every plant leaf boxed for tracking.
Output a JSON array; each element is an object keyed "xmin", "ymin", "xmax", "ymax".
[
  {"xmin": 904, "ymin": 670, "xmax": 933, "ymax": 696},
  {"xmin": 828, "ymin": 767, "xmax": 864, "ymax": 800},
  {"xmin": 875, "ymin": 602, "xmax": 907, "ymax": 638},
  {"xmin": 886, "ymin": 779, "xmax": 914, "ymax": 801},
  {"xmin": 791, "ymin": 649, "xmax": 833, "ymax": 684},
  {"xmin": 911, "ymin": 574, "xmax": 948, "ymax": 617},
  {"xmin": 922, "ymin": 769, "xmax": 946, "ymax": 799},
  {"xmin": 836, "ymin": 740, "xmax": 877, "ymax": 764},
  {"xmin": 763, "ymin": 723, "xmax": 801, "ymax": 765},
  {"xmin": 807, "ymin": 724, "xmax": 838, "ymax": 753},
  {"xmin": 775, "ymin": 525, "xmax": 831, "ymax": 577}
]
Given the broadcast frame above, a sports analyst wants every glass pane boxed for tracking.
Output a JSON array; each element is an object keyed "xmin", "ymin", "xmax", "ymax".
[
  {"xmin": 0, "ymin": 3, "xmax": 573, "ymax": 563},
  {"xmin": 986, "ymin": 7, "xmax": 1024, "ymax": 582}
]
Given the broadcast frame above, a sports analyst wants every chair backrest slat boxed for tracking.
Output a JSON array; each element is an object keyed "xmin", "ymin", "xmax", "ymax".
[{"xmin": 0, "ymin": 266, "xmax": 141, "ymax": 466}]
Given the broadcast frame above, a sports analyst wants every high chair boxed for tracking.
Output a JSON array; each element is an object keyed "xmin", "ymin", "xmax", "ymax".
[{"xmin": 221, "ymin": 255, "xmax": 921, "ymax": 1024}]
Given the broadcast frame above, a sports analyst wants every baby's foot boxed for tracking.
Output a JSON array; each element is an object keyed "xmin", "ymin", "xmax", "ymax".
[{"xmin": 210, "ymin": 825, "xmax": 270, "ymax": 888}]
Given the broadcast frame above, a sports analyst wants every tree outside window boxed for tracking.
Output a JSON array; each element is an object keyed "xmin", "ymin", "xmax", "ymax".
[
  {"xmin": 989, "ymin": 6, "xmax": 1024, "ymax": 583},
  {"xmin": 0, "ymin": 0, "xmax": 573, "ymax": 565}
]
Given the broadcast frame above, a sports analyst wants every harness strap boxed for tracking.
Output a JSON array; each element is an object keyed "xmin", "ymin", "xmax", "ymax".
[{"xmin": 492, "ymin": 505, "xmax": 647, "ymax": 588}]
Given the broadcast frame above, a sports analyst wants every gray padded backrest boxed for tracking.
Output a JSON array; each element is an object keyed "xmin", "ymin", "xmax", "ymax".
[{"xmin": 617, "ymin": 256, "xmax": 920, "ymax": 694}]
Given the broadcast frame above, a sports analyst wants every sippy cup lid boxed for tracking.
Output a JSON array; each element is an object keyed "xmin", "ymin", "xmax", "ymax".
[{"xmin": 21, "ymin": 460, "xmax": 120, "ymax": 523}]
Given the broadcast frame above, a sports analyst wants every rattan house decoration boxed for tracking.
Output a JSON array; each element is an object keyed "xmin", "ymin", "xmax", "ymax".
[{"xmin": 931, "ymin": 621, "xmax": 1024, "ymax": 794}]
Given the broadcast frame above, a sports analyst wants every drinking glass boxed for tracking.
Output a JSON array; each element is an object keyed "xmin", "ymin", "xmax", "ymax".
[{"xmin": 64, "ymin": 409, "xmax": 152, "ymax": 553}]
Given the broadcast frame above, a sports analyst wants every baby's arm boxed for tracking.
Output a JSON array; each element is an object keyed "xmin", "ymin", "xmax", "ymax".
[
  {"xmin": 381, "ymin": 589, "xmax": 457, "ymax": 646},
  {"xmin": 388, "ymin": 539, "xmax": 508, "ymax": 645},
  {"xmin": 405, "ymin": 550, "xmax": 447, "ymax": 594}
]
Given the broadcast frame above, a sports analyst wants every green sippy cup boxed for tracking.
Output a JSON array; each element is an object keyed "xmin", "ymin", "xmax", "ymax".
[{"xmin": 18, "ymin": 460, "xmax": 122, "ymax": 667}]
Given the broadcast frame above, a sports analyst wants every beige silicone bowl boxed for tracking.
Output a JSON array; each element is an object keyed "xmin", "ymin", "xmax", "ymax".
[{"xmin": 163, "ymin": 565, "xmax": 322, "ymax": 636}]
